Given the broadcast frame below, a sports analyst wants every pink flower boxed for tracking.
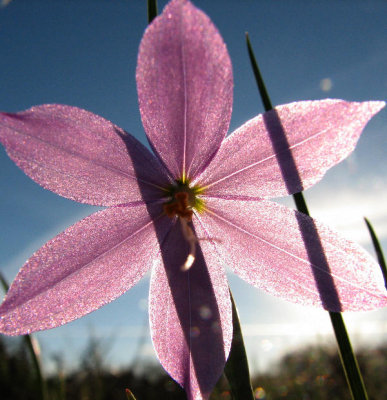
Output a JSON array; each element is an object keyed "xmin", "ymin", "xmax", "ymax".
[{"xmin": 0, "ymin": 0, "xmax": 386, "ymax": 398}]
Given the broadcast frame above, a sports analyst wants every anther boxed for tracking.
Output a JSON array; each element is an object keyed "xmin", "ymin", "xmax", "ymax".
[{"xmin": 163, "ymin": 192, "xmax": 193, "ymax": 221}]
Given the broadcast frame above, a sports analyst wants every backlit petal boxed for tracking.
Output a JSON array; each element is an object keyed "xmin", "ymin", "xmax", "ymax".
[
  {"xmin": 197, "ymin": 100, "xmax": 385, "ymax": 198},
  {"xmin": 0, "ymin": 203, "xmax": 165, "ymax": 335},
  {"xmin": 0, "ymin": 105, "xmax": 170, "ymax": 206},
  {"xmin": 197, "ymin": 196, "xmax": 387, "ymax": 312},
  {"xmin": 149, "ymin": 217, "xmax": 232, "ymax": 400},
  {"xmin": 137, "ymin": 0, "xmax": 233, "ymax": 180}
]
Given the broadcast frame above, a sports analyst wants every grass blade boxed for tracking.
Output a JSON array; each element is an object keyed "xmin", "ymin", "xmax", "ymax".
[
  {"xmin": 245, "ymin": 32, "xmax": 369, "ymax": 400},
  {"xmin": 364, "ymin": 217, "xmax": 387, "ymax": 288},
  {"xmin": 0, "ymin": 272, "xmax": 48, "ymax": 400},
  {"xmin": 224, "ymin": 291, "xmax": 254, "ymax": 400}
]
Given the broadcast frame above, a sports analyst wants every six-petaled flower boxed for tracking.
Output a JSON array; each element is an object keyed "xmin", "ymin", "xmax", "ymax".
[{"xmin": 0, "ymin": 1, "xmax": 386, "ymax": 399}]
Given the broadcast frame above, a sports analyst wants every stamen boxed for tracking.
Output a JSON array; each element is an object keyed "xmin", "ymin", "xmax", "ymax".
[
  {"xmin": 163, "ymin": 192, "xmax": 193, "ymax": 220},
  {"xmin": 162, "ymin": 186, "xmax": 204, "ymax": 271},
  {"xmin": 180, "ymin": 217, "xmax": 197, "ymax": 271}
]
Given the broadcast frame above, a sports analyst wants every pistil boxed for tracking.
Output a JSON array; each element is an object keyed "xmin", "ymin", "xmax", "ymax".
[
  {"xmin": 163, "ymin": 192, "xmax": 193, "ymax": 221},
  {"xmin": 163, "ymin": 186, "xmax": 204, "ymax": 271},
  {"xmin": 180, "ymin": 217, "xmax": 197, "ymax": 271}
]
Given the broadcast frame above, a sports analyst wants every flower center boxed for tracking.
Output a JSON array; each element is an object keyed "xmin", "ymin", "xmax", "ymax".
[
  {"xmin": 162, "ymin": 179, "xmax": 205, "ymax": 221},
  {"xmin": 163, "ymin": 191, "xmax": 193, "ymax": 221},
  {"xmin": 162, "ymin": 180, "xmax": 205, "ymax": 271}
]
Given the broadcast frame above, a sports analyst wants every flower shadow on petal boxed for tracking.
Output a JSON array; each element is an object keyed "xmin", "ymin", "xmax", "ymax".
[
  {"xmin": 116, "ymin": 128, "xmax": 226, "ymax": 396},
  {"xmin": 262, "ymin": 110, "xmax": 342, "ymax": 311}
]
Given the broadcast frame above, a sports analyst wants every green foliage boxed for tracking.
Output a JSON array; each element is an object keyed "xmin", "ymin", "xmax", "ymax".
[
  {"xmin": 0, "ymin": 336, "xmax": 42, "ymax": 400},
  {"xmin": 250, "ymin": 345, "xmax": 387, "ymax": 400},
  {"xmin": 0, "ymin": 335, "xmax": 386, "ymax": 400}
]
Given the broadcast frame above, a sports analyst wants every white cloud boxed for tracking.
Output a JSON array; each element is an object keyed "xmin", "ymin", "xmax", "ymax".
[{"xmin": 302, "ymin": 186, "xmax": 387, "ymax": 246}]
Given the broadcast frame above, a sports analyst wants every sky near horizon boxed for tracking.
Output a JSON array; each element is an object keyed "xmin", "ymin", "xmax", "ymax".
[{"xmin": 0, "ymin": 0, "xmax": 386, "ymax": 375}]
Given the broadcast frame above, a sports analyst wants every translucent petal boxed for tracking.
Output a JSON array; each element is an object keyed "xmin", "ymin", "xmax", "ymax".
[
  {"xmin": 197, "ymin": 196, "xmax": 387, "ymax": 312},
  {"xmin": 0, "ymin": 104, "xmax": 169, "ymax": 206},
  {"xmin": 197, "ymin": 100, "xmax": 385, "ymax": 198},
  {"xmin": 137, "ymin": 0, "xmax": 233, "ymax": 180},
  {"xmin": 0, "ymin": 204, "xmax": 165, "ymax": 335},
  {"xmin": 149, "ymin": 217, "xmax": 232, "ymax": 400}
]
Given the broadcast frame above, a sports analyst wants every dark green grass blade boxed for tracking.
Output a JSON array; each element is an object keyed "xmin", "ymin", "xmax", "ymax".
[
  {"xmin": 0, "ymin": 272, "xmax": 48, "ymax": 400},
  {"xmin": 224, "ymin": 292, "xmax": 254, "ymax": 399},
  {"xmin": 245, "ymin": 33, "xmax": 273, "ymax": 112},
  {"xmin": 245, "ymin": 32, "xmax": 368, "ymax": 400},
  {"xmin": 147, "ymin": 0, "xmax": 158, "ymax": 24},
  {"xmin": 364, "ymin": 217, "xmax": 387, "ymax": 288}
]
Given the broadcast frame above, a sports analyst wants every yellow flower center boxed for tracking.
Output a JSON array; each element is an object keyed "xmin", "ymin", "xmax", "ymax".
[{"xmin": 162, "ymin": 179, "xmax": 205, "ymax": 221}]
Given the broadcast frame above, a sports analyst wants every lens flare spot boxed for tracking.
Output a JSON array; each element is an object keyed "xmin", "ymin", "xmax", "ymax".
[
  {"xmin": 254, "ymin": 387, "xmax": 266, "ymax": 399},
  {"xmin": 320, "ymin": 77, "xmax": 333, "ymax": 92},
  {"xmin": 199, "ymin": 305, "xmax": 212, "ymax": 320},
  {"xmin": 211, "ymin": 321, "xmax": 220, "ymax": 333},
  {"xmin": 190, "ymin": 326, "xmax": 200, "ymax": 338}
]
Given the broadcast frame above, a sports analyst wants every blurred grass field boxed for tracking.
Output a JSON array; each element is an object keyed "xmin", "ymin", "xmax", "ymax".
[{"xmin": 1, "ymin": 335, "xmax": 386, "ymax": 400}]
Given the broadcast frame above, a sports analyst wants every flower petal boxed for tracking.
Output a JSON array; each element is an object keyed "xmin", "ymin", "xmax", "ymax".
[
  {"xmin": 197, "ymin": 100, "xmax": 385, "ymax": 198},
  {"xmin": 137, "ymin": 0, "xmax": 233, "ymax": 180},
  {"xmin": 149, "ymin": 218, "xmax": 232, "ymax": 400},
  {"xmin": 0, "ymin": 104, "xmax": 170, "ymax": 206},
  {"xmin": 197, "ymin": 197, "xmax": 387, "ymax": 312},
  {"xmin": 0, "ymin": 204, "xmax": 165, "ymax": 335}
]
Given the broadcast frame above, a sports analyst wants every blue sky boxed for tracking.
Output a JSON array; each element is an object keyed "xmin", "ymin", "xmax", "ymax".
[{"xmin": 1, "ymin": 0, "xmax": 386, "ymax": 374}]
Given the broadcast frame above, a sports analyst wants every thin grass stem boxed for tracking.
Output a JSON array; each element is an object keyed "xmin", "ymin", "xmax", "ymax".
[
  {"xmin": 364, "ymin": 217, "xmax": 387, "ymax": 288},
  {"xmin": 245, "ymin": 32, "xmax": 369, "ymax": 400},
  {"xmin": 147, "ymin": 0, "xmax": 158, "ymax": 24},
  {"xmin": 224, "ymin": 292, "xmax": 254, "ymax": 399},
  {"xmin": 0, "ymin": 272, "xmax": 48, "ymax": 400}
]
